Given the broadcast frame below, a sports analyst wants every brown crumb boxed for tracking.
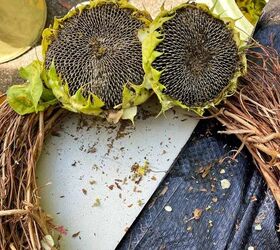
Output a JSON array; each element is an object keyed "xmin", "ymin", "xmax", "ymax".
[
  {"xmin": 115, "ymin": 182, "xmax": 122, "ymax": 190},
  {"xmin": 72, "ymin": 231, "xmax": 80, "ymax": 238},
  {"xmin": 51, "ymin": 130, "xmax": 61, "ymax": 137},
  {"xmin": 87, "ymin": 146, "xmax": 97, "ymax": 154},
  {"xmin": 89, "ymin": 180, "xmax": 96, "ymax": 185},
  {"xmin": 82, "ymin": 189, "xmax": 87, "ymax": 195}
]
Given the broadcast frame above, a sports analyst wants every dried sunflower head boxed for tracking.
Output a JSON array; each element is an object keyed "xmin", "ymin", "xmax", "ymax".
[
  {"xmin": 140, "ymin": 2, "xmax": 247, "ymax": 116},
  {"xmin": 42, "ymin": 0, "xmax": 152, "ymax": 122}
]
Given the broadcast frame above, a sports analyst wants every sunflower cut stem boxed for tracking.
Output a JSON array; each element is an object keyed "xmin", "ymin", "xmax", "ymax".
[
  {"xmin": 0, "ymin": 99, "xmax": 64, "ymax": 249},
  {"xmin": 212, "ymin": 44, "xmax": 280, "ymax": 207}
]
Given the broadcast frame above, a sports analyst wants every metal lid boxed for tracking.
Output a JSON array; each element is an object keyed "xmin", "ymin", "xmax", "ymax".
[{"xmin": 0, "ymin": 0, "xmax": 47, "ymax": 64}]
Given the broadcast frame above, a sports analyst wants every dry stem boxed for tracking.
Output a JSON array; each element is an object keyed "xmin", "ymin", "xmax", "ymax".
[
  {"xmin": 212, "ymin": 44, "xmax": 280, "ymax": 207},
  {"xmin": 0, "ymin": 100, "xmax": 64, "ymax": 249}
]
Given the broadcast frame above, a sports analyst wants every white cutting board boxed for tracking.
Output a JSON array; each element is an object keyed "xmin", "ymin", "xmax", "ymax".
[
  {"xmin": 37, "ymin": 0, "xmax": 250, "ymax": 249},
  {"xmin": 37, "ymin": 98, "xmax": 198, "ymax": 249}
]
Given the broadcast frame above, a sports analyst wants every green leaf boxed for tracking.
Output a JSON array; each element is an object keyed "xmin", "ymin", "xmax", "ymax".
[
  {"xmin": 7, "ymin": 60, "xmax": 58, "ymax": 115},
  {"xmin": 41, "ymin": 86, "xmax": 56, "ymax": 102},
  {"xmin": 7, "ymin": 85, "xmax": 40, "ymax": 115}
]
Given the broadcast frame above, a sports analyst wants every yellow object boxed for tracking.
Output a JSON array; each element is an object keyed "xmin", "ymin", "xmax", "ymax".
[
  {"xmin": 235, "ymin": 0, "xmax": 266, "ymax": 25},
  {"xmin": 0, "ymin": 0, "xmax": 47, "ymax": 63}
]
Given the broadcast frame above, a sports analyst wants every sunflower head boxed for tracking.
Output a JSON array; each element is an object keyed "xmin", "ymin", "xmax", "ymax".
[
  {"xmin": 42, "ymin": 0, "xmax": 152, "ymax": 122},
  {"xmin": 140, "ymin": 2, "xmax": 247, "ymax": 116}
]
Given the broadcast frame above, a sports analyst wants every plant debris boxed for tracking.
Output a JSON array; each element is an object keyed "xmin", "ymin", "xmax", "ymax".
[
  {"xmin": 220, "ymin": 169, "xmax": 226, "ymax": 174},
  {"xmin": 184, "ymin": 208, "xmax": 203, "ymax": 223},
  {"xmin": 197, "ymin": 163, "xmax": 214, "ymax": 178},
  {"xmin": 193, "ymin": 208, "xmax": 203, "ymax": 220},
  {"xmin": 92, "ymin": 198, "xmax": 101, "ymax": 207},
  {"xmin": 89, "ymin": 180, "xmax": 96, "ymax": 185},
  {"xmin": 41, "ymin": 235, "xmax": 55, "ymax": 250},
  {"xmin": 131, "ymin": 161, "xmax": 151, "ymax": 183},
  {"xmin": 221, "ymin": 179, "xmax": 231, "ymax": 189},
  {"xmin": 254, "ymin": 224, "xmax": 262, "ymax": 231},
  {"xmin": 55, "ymin": 225, "xmax": 67, "ymax": 236},
  {"xmin": 164, "ymin": 205, "xmax": 173, "ymax": 212},
  {"xmin": 72, "ymin": 231, "xmax": 80, "ymax": 238},
  {"xmin": 0, "ymin": 101, "xmax": 64, "ymax": 249},
  {"xmin": 212, "ymin": 197, "xmax": 218, "ymax": 203},
  {"xmin": 137, "ymin": 199, "xmax": 144, "ymax": 207},
  {"xmin": 213, "ymin": 45, "xmax": 280, "ymax": 207}
]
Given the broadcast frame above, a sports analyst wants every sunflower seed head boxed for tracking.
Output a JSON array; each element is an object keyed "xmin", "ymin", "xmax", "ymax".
[
  {"xmin": 45, "ymin": 3, "xmax": 145, "ymax": 109},
  {"xmin": 152, "ymin": 5, "xmax": 240, "ymax": 107}
]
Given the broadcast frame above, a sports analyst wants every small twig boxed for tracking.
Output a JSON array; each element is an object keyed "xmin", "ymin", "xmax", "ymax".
[
  {"xmin": 218, "ymin": 129, "xmax": 255, "ymax": 135},
  {"xmin": 223, "ymin": 110, "xmax": 260, "ymax": 134},
  {"xmin": 248, "ymin": 133, "xmax": 280, "ymax": 143},
  {"xmin": 254, "ymin": 144, "xmax": 280, "ymax": 159},
  {"xmin": 0, "ymin": 209, "xmax": 28, "ymax": 217}
]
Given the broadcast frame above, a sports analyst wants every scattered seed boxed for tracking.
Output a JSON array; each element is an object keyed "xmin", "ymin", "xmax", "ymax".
[
  {"xmin": 164, "ymin": 205, "xmax": 172, "ymax": 212},
  {"xmin": 72, "ymin": 231, "xmax": 80, "ymax": 238},
  {"xmin": 221, "ymin": 179, "xmax": 231, "ymax": 189},
  {"xmin": 212, "ymin": 197, "xmax": 218, "ymax": 203},
  {"xmin": 220, "ymin": 169, "xmax": 226, "ymax": 174},
  {"xmin": 255, "ymin": 224, "xmax": 262, "ymax": 231}
]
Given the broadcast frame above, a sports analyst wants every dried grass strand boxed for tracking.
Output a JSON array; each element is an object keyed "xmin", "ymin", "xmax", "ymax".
[
  {"xmin": 0, "ymin": 100, "xmax": 64, "ymax": 249},
  {"xmin": 212, "ymin": 44, "xmax": 280, "ymax": 207}
]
